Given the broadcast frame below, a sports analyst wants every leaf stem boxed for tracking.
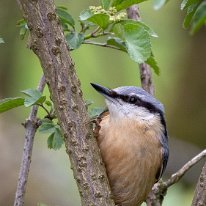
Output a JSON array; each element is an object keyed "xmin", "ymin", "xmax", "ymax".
[
  {"xmin": 83, "ymin": 40, "xmax": 122, "ymax": 50},
  {"xmin": 84, "ymin": 30, "xmax": 111, "ymax": 40},
  {"xmin": 37, "ymin": 103, "xmax": 50, "ymax": 117}
]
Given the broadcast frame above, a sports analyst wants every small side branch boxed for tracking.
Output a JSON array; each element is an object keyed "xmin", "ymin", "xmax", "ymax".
[
  {"xmin": 14, "ymin": 75, "xmax": 46, "ymax": 206},
  {"xmin": 83, "ymin": 40, "xmax": 122, "ymax": 50},
  {"xmin": 127, "ymin": 5, "xmax": 154, "ymax": 95},
  {"xmin": 164, "ymin": 149, "xmax": 206, "ymax": 188},
  {"xmin": 146, "ymin": 149, "xmax": 206, "ymax": 206}
]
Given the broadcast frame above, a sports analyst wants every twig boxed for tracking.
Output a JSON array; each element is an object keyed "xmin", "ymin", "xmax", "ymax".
[
  {"xmin": 147, "ymin": 150, "xmax": 206, "ymax": 206},
  {"xmin": 127, "ymin": 5, "xmax": 154, "ymax": 95},
  {"xmin": 164, "ymin": 149, "xmax": 206, "ymax": 187},
  {"xmin": 192, "ymin": 162, "xmax": 206, "ymax": 206},
  {"xmin": 83, "ymin": 40, "xmax": 122, "ymax": 50},
  {"xmin": 14, "ymin": 75, "xmax": 46, "ymax": 206}
]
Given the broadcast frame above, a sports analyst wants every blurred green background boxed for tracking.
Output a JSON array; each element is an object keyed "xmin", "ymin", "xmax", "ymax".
[{"xmin": 0, "ymin": 0, "xmax": 206, "ymax": 205}]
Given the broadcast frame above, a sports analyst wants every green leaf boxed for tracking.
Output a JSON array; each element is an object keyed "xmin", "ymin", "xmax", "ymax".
[
  {"xmin": 153, "ymin": 0, "xmax": 169, "ymax": 10},
  {"xmin": 56, "ymin": 7, "xmax": 75, "ymax": 28},
  {"xmin": 107, "ymin": 37, "xmax": 127, "ymax": 51},
  {"xmin": 47, "ymin": 133, "xmax": 55, "ymax": 149},
  {"xmin": 47, "ymin": 128, "xmax": 64, "ymax": 150},
  {"xmin": 0, "ymin": 97, "xmax": 24, "ymax": 113},
  {"xmin": 88, "ymin": 13, "xmax": 110, "ymax": 29},
  {"xmin": 22, "ymin": 89, "xmax": 45, "ymax": 107},
  {"xmin": 181, "ymin": 0, "xmax": 202, "ymax": 28},
  {"xmin": 80, "ymin": 9, "xmax": 93, "ymax": 21},
  {"xmin": 112, "ymin": 0, "xmax": 148, "ymax": 11},
  {"xmin": 45, "ymin": 100, "xmax": 52, "ymax": 106},
  {"xmin": 80, "ymin": 10, "xmax": 110, "ymax": 29},
  {"xmin": 0, "ymin": 37, "xmax": 4, "ymax": 44},
  {"xmin": 123, "ymin": 20, "xmax": 158, "ymax": 37},
  {"xmin": 191, "ymin": 1, "xmax": 206, "ymax": 34},
  {"xmin": 123, "ymin": 23, "xmax": 151, "ymax": 63},
  {"xmin": 101, "ymin": 0, "xmax": 112, "ymax": 9},
  {"xmin": 146, "ymin": 55, "xmax": 160, "ymax": 75},
  {"xmin": 66, "ymin": 32, "xmax": 84, "ymax": 50},
  {"xmin": 39, "ymin": 119, "xmax": 56, "ymax": 134}
]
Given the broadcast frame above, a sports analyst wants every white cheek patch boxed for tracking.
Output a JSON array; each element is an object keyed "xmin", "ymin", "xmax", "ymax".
[{"xmin": 106, "ymin": 99, "xmax": 154, "ymax": 121}]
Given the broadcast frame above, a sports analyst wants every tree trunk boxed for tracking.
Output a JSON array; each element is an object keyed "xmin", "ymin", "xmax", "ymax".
[{"xmin": 16, "ymin": 0, "xmax": 115, "ymax": 205}]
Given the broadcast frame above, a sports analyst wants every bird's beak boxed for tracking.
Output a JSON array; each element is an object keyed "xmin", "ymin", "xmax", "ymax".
[{"xmin": 91, "ymin": 83, "xmax": 115, "ymax": 100}]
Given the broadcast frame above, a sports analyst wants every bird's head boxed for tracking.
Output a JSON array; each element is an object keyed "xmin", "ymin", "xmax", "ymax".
[{"xmin": 91, "ymin": 83, "xmax": 165, "ymax": 122}]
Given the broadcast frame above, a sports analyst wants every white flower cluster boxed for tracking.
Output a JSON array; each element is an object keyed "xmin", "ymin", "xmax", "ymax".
[{"xmin": 89, "ymin": 6, "xmax": 126, "ymax": 22}]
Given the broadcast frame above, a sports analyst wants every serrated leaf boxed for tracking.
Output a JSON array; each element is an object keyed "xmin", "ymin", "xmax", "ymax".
[
  {"xmin": 47, "ymin": 133, "xmax": 55, "ymax": 149},
  {"xmin": 107, "ymin": 37, "xmax": 127, "ymax": 51},
  {"xmin": 181, "ymin": 0, "xmax": 189, "ymax": 10},
  {"xmin": 47, "ymin": 128, "xmax": 64, "ymax": 150},
  {"xmin": 112, "ymin": 0, "xmax": 148, "ymax": 11},
  {"xmin": 146, "ymin": 55, "xmax": 160, "ymax": 75},
  {"xmin": 80, "ymin": 9, "xmax": 93, "ymax": 21},
  {"xmin": 183, "ymin": 0, "xmax": 201, "ymax": 28},
  {"xmin": 89, "ymin": 107, "xmax": 105, "ymax": 118},
  {"xmin": 121, "ymin": 20, "xmax": 158, "ymax": 37},
  {"xmin": 153, "ymin": 0, "xmax": 169, "ymax": 10},
  {"xmin": 0, "ymin": 97, "xmax": 24, "ymax": 113},
  {"xmin": 39, "ymin": 119, "xmax": 56, "ymax": 134},
  {"xmin": 191, "ymin": 1, "xmax": 206, "ymax": 34},
  {"xmin": 53, "ymin": 128, "xmax": 64, "ymax": 150},
  {"xmin": 22, "ymin": 89, "xmax": 45, "ymax": 107},
  {"xmin": 56, "ymin": 7, "xmax": 75, "ymax": 28},
  {"xmin": 101, "ymin": 0, "xmax": 112, "ymax": 9},
  {"xmin": 80, "ymin": 10, "xmax": 110, "ymax": 29},
  {"xmin": 124, "ymin": 23, "xmax": 151, "ymax": 63},
  {"xmin": 88, "ymin": 13, "xmax": 110, "ymax": 29},
  {"xmin": 66, "ymin": 32, "xmax": 84, "ymax": 50}
]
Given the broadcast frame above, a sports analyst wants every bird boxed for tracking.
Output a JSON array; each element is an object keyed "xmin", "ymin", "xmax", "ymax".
[{"xmin": 91, "ymin": 83, "xmax": 169, "ymax": 206}]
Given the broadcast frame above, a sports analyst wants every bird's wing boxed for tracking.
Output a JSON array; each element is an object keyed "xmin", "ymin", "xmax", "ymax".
[{"xmin": 156, "ymin": 133, "xmax": 169, "ymax": 180}]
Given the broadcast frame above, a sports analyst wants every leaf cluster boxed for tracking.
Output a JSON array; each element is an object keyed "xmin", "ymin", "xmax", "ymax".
[
  {"xmin": 0, "ymin": 89, "xmax": 64, "ymax": 150},
  {"xmin": 181, "ymin": 0, "xmax": 206, "ymax": 34},
  {"xmin": 56, "ymin": 0, "xmax": 160, "ymax": 74}
]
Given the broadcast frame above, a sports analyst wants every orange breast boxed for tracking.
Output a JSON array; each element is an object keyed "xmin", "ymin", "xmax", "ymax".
[{"xmin": 97, "ymin": 114, "xmax": 162, "ymax": 206}]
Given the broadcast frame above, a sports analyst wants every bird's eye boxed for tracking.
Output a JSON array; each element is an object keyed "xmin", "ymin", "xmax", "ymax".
[{"xmin": 128, "ymin": 96, "xmax": 137, "ymax": 104}]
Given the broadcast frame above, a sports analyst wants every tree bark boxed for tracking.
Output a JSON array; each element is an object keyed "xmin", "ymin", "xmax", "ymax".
[
  {"xmin": 192, "ymin": 162, "xmax": 206, "ymax": 206},
  {"xmin": 16, "ymin": 0, "xmax": 114, "ymax": 206}
]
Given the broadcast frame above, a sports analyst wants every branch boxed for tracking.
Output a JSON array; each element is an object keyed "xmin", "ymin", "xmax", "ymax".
[
  {"xmin": 192, "ymin": 162, "xmax": 206, "ymax": 206},
  {"xmin": 146, "ymin": 150, "xmax": 206, "ymax": 206},
  {"xmin": 14, "ymin": 75, "xmax": 46, "ymax": 206},
  {"xmin": 164, "ymin": 149, "xmax": 206, "ymax": 188},
  {"xmin": 16, "ymin": 0, "xmax": 115, "ymax": 206},
  {"xmin": 127, "ymin": 5, "xmax": 154, "ymax": 95}
]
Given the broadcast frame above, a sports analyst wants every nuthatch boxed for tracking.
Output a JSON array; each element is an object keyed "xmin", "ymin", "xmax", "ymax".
[{"xmin": 91, "ymin": 83, "xmax": 169, "ymax": 206}]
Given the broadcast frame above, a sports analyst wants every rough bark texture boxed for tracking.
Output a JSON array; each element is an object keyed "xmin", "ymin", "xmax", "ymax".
[
  {"xmin": 14, "ymin": 75, "xmax": 46, "ymax": 206},
  {"xmin": 192, "ymin": 162, "xmax": 206, "ymax": 206},
  {"xmin": 127, "ymin": 5, "xmax": 154, "ymax": 96},
  {"xmin": 16, "ymin": 0, "xmax": 115, "ymax": 206}
]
